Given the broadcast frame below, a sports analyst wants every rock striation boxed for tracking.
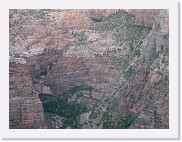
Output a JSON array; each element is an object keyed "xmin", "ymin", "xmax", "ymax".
[
  {"xmin": 9, "ymin": 9, "xmax": 169, "ymax": 129},
  {"xmin": 9, "ymin": 62, "xmax": 46, "ymax": 128}
]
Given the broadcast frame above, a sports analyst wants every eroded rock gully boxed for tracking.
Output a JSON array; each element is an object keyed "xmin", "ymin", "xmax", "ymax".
[{"xmin": 9, "ymin": 9, "xmax": 169, "ymax": 129}]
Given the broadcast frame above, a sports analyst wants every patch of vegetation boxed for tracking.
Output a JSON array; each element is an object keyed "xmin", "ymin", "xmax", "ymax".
[
  {"xmin": 69, "ymin": 85, "xmax": 94, "ymax": 95},
  {"xmin": 96, "ymin": 123, "xmax": 100, "ymax": 128},
  {"xmin": 109, "ymin": 10, "xmax": 135, "ymax": 22},
  {"xmin": 35, "ymin": 70, "xmax": 47, "ymax": 79},
  {"xmin": 92, "ymin": 10, "xmax": 135, "ymax": 31},
  {"xmin": 22, "ymin": 9, "xmax": 51, "ymax": 19},
  {"xmin": 14, "ymin": 53, "xmax": 21, "ymax": 58},
  {"xmin": 115, "ymin": 24, "xmax": 151, "ymax": 47},
  {"xmin": 91, "ymin": 10, "xmax": 151, "ymax": 46},
  {"xmin": 153, "ymin": 80, "xmax": 162, "ymax": 88},
  {"xmin": 163, "ymin": 34, "xmax": 169, "ymax": 40},
  {"xmin": 116, "ymin": 115, "xmax": 135, "ymax": 129},
  {"xmin": 138, "ymin": 67, "xmax": 146, "ymax": 74},
  {"xmin": 42, "ymin": 98, "xmax": 88, "ymax": 129},
  {"xmin": 163, "ymin": 46, "xmax": 169, "ymax": 55},
  {"xmin": 100, "ymin": 61, "xmax": 108, "ymax": 65},
  {"xmin": 133, "ymin": 48, "xmax": 141, "ymax": 57},
  {"xmin": 119, "ymin": 84, "xmax": 128, "ymax": 95},
  {"xmin": 89, "ymin": 109, "xmax": 100, "ymax": 119},
  {"xmin": 94, "ymin": 53, "xmax": 103, "ymax": 58},
  {"xmin": 102, "ymin": 112, "xmax": 114, "ymax": 129},
  {"xmin": 145, "ymin": 86, "xmax": 153, "ymax": 95},
  {"xmin": 103, "ymin": 120, "xmax": 115, "ymax": 129},
  {"xmin": 123, "ymin": 66, "xmax": 133, "ymax": 79},
  {"xmin": 61, "ymin": 117, "xmax": 82, "ymax": 129},
  {"xmin": 102, "ymin": 111, "xmax": 135, "ymax": 129}
]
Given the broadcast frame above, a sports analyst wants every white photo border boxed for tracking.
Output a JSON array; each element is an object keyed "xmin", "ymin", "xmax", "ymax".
[{"xmin": 0, "ymin": 0, "xmax": 179, "ymax": 139}]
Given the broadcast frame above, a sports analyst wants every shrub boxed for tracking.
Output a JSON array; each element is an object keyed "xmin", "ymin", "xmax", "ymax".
[
  {"xmin": 116, "ymin": 115, "xmax": 135, "ymax": 129},
  {"xmin": 119, "ymin": 84, "xmax": 128, "ymax": 94},
  {"xmin": 89, "ymin": 109, "xmax": 98, "ymax": 119},
  {"xmin": 69, "ymin": 85, "xmax": 94, "ymax": 95},
  {"xmin": 153, "ymin": 80, "xmax": 162, "ymax": 88},
  {"xmin": 14, "ymin": 53, "xmax": 20, "ymax": 58},
  {"xmin": 133, "ymin": 48, "xmax": 141, "ymax": 57},
  {"xmin": 123, "ymin": 66, "xmax": 133, "ymax": 79},
  {"xmin": 42, "ymin": 98, "xmax": 88, "ymax": 129}
]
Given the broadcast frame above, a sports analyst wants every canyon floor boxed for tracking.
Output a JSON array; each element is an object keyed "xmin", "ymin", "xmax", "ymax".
[{"xmin": 9, "ymin": 9, "xmax": 169, "ymax": 129}]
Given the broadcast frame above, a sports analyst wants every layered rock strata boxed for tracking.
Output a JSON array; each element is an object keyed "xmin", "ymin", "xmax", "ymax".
[
  {"xmin": 9, "ymin": 62, "xmax": 46, "ymax": 128},
  {"xmin": 9, "ymin": 9, "xmax": 168, "ymax": 129}
]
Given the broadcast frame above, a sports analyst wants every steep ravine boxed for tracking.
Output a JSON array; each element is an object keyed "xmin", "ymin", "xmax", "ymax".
[{"xmin": 9, "ymin": 9, "xmax": 169, "ymax": 129}]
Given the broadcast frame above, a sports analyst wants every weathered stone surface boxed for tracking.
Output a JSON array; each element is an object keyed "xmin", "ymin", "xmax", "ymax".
[
  {"xmin": 128, "ymin": 9, "xmax": 159, "ymax": 27},
  {"xmin": 9, "ymin": 62, "xmax": 46, "ymax": 128},
  {"xmin": 140, "ymin": 31, "xmax": 156, "ymax": 61},
  {"xmin": 9, "ymin": 9, "xmax": 169, "ymax": 129},
  {"xmin": 131, "ymin": 9, "xmax": 169, "ymax": 129}
]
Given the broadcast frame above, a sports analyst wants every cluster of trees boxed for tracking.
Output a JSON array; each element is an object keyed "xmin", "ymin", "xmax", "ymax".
[
  {"xmin": 43, "ymin": 98, "xmax": 88, "ymax": 128},
  {"xmin": 102, "ymin": 112, "xmax": 135, "ymax": 129},
  {"xmin": 69, "ymin": 85, "xmax": 94, "ymax": 96},
  {"xmin": 35, "ymin": 70, "xmax": 47, "ymax": 79},
  {"xmin": 123, "ymin": 66, "xmax": 133, "ymax": 79}
]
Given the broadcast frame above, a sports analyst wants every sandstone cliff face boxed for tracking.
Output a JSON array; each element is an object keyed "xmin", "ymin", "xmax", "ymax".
[
  {"xmin": 128, "ymin": 9, "xmax": 159, "ymax": 27},
  {"xmin": 9, "ymin": 62, "xmax": 45, "ymax": 128},
  {"xmin": 132, "ymin": 9, "xmax": 169, "ymax": 128},
  {"xmin": 9, "ymin": 9, "xmax": 168, "ymax": 129}
]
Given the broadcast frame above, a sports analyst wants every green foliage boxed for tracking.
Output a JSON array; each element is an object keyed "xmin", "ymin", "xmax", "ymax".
[
  {"xmin": 119, "ymin": 84, "xmax": 128, "ymax": 94},
  {"xmin": 89, "ymin": 109, "xmax": 99, "ymax": 119},
  {"xmin": 153, "ymin": 80, "xmax": 162, "ymax": 88},
  {"xmin": 69, "ymin": 85, "xmax": 94, "ymax": 95},
  {"xmin": 145, "ymin": 86, "xmax": 153, "ymax": 95},
  {"xmin": 94, "ymin": 53, "xmax": 102, "ymax": 58},
  {"xmin": 14, "ymin": 53, "xmax": 21, "ymax": 58},
  {"xmin": 61, "ymin": 123, "xmax": 67, "ymax": 129},
  {"xmin": 115, "ymin": 24, "xmax": 151, "ymax": 46},
  {"xmin": 96, "ymin": 123, "xmax": 100, "ymax": 128},
  {"xmin": 163, "ymin": 34, "xmax": 169, "ymax": 39},
  {"xmin": 116, "ymin": 115, "xmax": 135, "ymax": 129},
  {"xmin": 123, "ymin": 66, "xmax": 133, "ymax": 79},
  {"xmin": 40, "ymin": 70, "xmax": 47, "ymax": 76},
  {"xmin": 102, "ymin": 112, "xmax": 114, "ymax": 129},
  {"xmin": 105, "ymin": 10, "xmax": 135, "ymax": 23},
  {"xmin": 102, "ymin": 112, "xmax": 135, "ymax": 129},
  {"xmin": 127, "ymin": 24, "xmax": 151, "ymax": 32},
  {"xmin": 42, "ymin": 98, "xmax": 88, "ymax": 129},
  {"xmin": 91, "ymin": 10, "xmax": 151, "ymax": 47},
  {"xmin": 43, "ymin": 100, "xmax": 88, "ymax": 117},
  {"xmin": 92, "ymin": 10, "xmax": 135, "ymax": 31},
  {"xmin": 133, "ymin": 48, "xmax": 141, "ymax": 57},
  {"xmin": 103, "ymin": 120, "xmax": 114, "ymax": 129},
  {"xmin": 62, "ymin": 117, "xmax": 81, "ymax": 129},
  {"xmin": 163, "ymin": 46, "xmax": 169, "ymax": 55},
  {"xmin": 41, "ymin": 85, "xmax": 93, "ymax": 129},
  {"xmin": 35, "ymin": 70, "xmax": 47, "ymax": 79},
  {"xmin": 100, "ymin": 61, "xmax": 107, "ymax": 65},
  {"xmin": 62, "ymin": 118, "xmax": 75, "ymax": 128}
]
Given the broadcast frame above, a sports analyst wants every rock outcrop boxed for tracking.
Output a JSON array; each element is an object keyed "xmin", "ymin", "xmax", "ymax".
[
  {"xmin": 127, "ymin": 9, "xmax": 159, "ymax": 27},
  {"xmin": 132, "ymin": 9, "xmax": 169, "ymax": 129},
  {"xmin": 9, "ymin": 62, "xmax": 46, "ymax": 128},
  {"xmin": 9, "ymin": 9, "xmax": 169, "ymax": 129}
]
